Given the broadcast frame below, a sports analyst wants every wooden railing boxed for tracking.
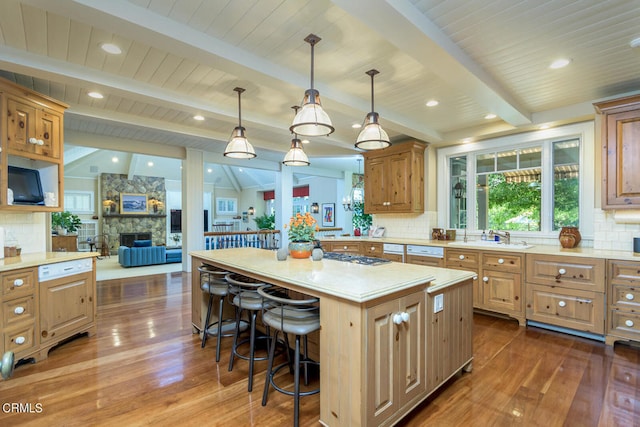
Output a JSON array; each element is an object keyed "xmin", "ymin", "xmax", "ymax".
[{"xmin": 204, "ymin": 229, "xmax": 281, "ymax": 250}]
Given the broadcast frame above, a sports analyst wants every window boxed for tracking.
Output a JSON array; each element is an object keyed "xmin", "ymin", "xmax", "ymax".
[
  {"xmin": 438, "ymin": 122, "xmax": 594, "ymax": 237},
  {"xmin": 215, "ymin": 197, "xmax": 237, "ymax": 215},
  {"xmin": 64, "ymin": 191, "xmax": 94, "ymax": 214}
]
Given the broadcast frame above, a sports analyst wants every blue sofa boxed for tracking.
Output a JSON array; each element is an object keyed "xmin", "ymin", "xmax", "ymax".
[
  {"xmin": 118, "ymin": 240, "xmax": 166, "ymax": 267},
  {"xmin": 165, "ymin": 248, "xmax": 182, "ymax": 263}
]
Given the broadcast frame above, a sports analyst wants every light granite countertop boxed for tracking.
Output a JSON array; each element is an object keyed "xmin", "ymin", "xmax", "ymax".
[
  {"xmin": 0, "ymin": 252, "xmax": 97, "ymax": 272},
  {"xmin": 190, "ymin": 248, "xmax": 475, "ymax": 303},
  {"xmin": 322, "ymin": 236, "xmax": 640, "ymax": 261}
]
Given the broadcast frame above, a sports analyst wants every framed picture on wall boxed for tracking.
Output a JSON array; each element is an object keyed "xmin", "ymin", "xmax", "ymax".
[
  {"xmin": 322, "ymin": 203, "xmax": 335, "ymax": 227},
  {"xmin": 120, "ymin": 193, "xmax": 148, "ymax": 214}
]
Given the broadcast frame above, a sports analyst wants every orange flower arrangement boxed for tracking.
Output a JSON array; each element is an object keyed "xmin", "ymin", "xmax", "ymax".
[{"xmin": 286, "ymin": 212, "xmax": 319, "ymax": 242}]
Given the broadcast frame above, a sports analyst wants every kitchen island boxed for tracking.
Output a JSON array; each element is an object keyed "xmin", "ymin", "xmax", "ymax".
[{"xmin": 190, "ymin": 248, "xmax": 475, "ymax": 427}]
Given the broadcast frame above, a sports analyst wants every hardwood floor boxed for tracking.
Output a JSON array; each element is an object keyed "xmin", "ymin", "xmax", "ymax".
[{"xmin": 0, "ymin": 272, "xmax": 638, "ymax": 426}]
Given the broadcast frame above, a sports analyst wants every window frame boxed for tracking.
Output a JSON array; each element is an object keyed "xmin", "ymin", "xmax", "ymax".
[{"xmin": 437, "ymin": 122, "xmax": 594, "ymax": 239}]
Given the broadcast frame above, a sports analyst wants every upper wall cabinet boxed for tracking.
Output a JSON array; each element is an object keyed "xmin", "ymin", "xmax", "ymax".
[
  {"xmin": 594, "ymin": 95, "xmax": 640, "ymax": 209},
  {"xmin": 1, "ymin": 77, "xmax": 68, "ymax": 212},
  {"xmin": 363, "ymin": 141, "xmax": 426, "ymax": 214}
]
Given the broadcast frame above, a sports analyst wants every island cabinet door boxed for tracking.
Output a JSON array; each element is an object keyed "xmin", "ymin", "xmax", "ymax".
[{"xmin": 365, "ymin": 291, "xmax": 426, "ymax": 426}]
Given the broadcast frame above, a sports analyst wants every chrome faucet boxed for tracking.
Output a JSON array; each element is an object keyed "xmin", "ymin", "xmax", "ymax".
[{"xmin": 488, "ymin": 230, "xmax": 510, "ymax": 245}]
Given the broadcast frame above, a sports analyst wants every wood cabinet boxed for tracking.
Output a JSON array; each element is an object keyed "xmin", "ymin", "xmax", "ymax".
[
  {"xmin": 606, "ymin": 260, "xmax": 640, "ymax": 345},
  {"xmin": 445, "ymin": 248, "xmax": 480, "ymax": 309},
  {"xmin": 52, "ymin": 235, "xmax": 78, "ymax": 252},
  {"xmin": 365, "ymin": 290, "xmax": 425, "ymax": 426},
  {"xmin": 480, "ymin": 252, "xmax": 524, "ymax": 324},
  {"xmin": 39, "ymin": 270, "xmax": 95, "ymax": 352},
  {"xmin": 594, "ymin": 95, "xmax": 640, "ymax": 209},
  {"xmin": 322, "ymin": 241, "xmax": 361, "ymax": 254},
  {"xmin": 526, "ymin": 254, "xmax": 605, "ymax": 334},
  {"xmin": 405, "ymin": 255, "xmax": 443, "ymax": 268},
  {"xmin": 0, "ymin": 267, "xmax": 38, "ymax": 360},
  {"xmin": 363, "ymin": 142, "xmax": 425, "ymax": 214},
  {"xmin": 0, "ymin": 77, "xmax": 67, "ymax": 212}
]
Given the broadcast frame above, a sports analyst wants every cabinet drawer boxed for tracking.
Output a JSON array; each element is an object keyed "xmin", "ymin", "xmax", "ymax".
[
  {"xmin": 526, "ymin": 255, "xmax": 605, "ymax": 292},
  {"xmin": 4, "ymin": 323, "xmax": 36, "ymax": 354},
  {"xmin": 608, "ymin": 260, "xmax": 640, "ymax": 284},
  {"xmin": 328, "ymin": 242, "xmax": 361, "ymax": 253},
  {"xmin": 610, "ymin": 284, "xmax": 640, "ymax": 309},
  {"xmin": 2, "ymin": 294, "xmax": 36, "ymax": 327},
  {"xmin": 445, "ymin": 249, "xmax": 480, "ymax": 270},
  {"xmin": 363, "ymin": 243, "xmax": 383, "ymax": 257},
  {"xmin": 406, "ymin": 255, "xmax": 443, "ymax": 268},
  {"xmin": 609, "ymin": 310, "xmax": 640, "ymax": 340},
  {"xmin": 483, "ymin": 252, "xmax": 522, "ymax": 272},
  {"xmin": 526, "ymin": 284, "xmax": 604, "ymax": 334},
  {"xmin": 2, "ymin": 268, "xmax": 37, "ymax": 297}
]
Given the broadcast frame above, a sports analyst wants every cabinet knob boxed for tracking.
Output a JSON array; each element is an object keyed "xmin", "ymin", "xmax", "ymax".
[
  {"xmin": 370, "ymin": 247, "xmax": 375, "ymax": 251},
  {"xmin": 393, "ymin": 314, "xmax": 404, "ymax": 325},
  {"xmin": 558, "ymin": 268, "xmax": 567, "ymax": 275},
  {"xmin": 459, "ymin": 254, "xmax": 465, "ymax": 260},
  {"xmin": 625, "ymin": 319, "xmax": 634, "ymax": 328},
  {"xmin": 483, "ymin": 276, "xmax": 489, "ymax": 282},
  {"xmin": 558, "ymin": 300, "xmax": 566, "ymax": 307},
  {"xmin": 14, "ymin": 306, "xmax": 25, "ymax": 315},
  {"xmin": 13, "ymin": 279, "xmax": 24, "ymax": 287},
  {"xmin": 343, "ymin": 246, "xmax": 348, "ymax": 250},
  {"xmin": 14, "ymin": 336, "xmax": 26, "ymax": 345},
  {"xmin": 28, "ymin": 137, "xmax": 38, "ymax": 145},
  {"xmin": 625, "ymin": 293, "xmax": 635, "ymax": 301},
  {"xmin": 498, "ymin": 258, "xmax": 504, "ymax": 264},
  {"xmin": 37, "ymin": 139, "xmax": 44, "ymax": 145},
  {"xmin": 401, "ymin": 312, "xmax": 409, "ymax": 323}
]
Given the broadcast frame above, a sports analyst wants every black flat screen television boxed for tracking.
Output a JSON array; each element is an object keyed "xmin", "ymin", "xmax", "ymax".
[
  {"xmin": 8, "ymin": 166, "xmax": 45, "ymax": 205},
  {"xmin": 170, "ymin": 209, "xmax": 209, "ymax": 233}
]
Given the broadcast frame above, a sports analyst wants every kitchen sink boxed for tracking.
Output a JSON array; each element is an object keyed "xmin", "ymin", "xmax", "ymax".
[{"xmin": 447, "ymin": 240, "xmax": 534, "ymax": 250}]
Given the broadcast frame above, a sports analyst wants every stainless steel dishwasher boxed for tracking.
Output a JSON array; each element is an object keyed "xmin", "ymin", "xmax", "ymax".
[{"xmin": 405, "ymin": 244, "xmax": 444, "ymax": 267}]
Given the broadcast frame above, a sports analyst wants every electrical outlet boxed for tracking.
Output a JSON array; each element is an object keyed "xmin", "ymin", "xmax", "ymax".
[{"xmin": 433, "ymin": 294, "xmax": 444, "ymax": 313}]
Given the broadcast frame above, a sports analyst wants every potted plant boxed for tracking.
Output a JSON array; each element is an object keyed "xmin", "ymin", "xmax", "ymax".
[
  {"xmin": 352, "ymin": 201, "xmax": 372, "ymax": 236},
  {"xmin": 51, "ymin": 211, "xmax": 82, "ymax": 235},
  {"xmin": 253, "ymin": 213, "xmax": 275, "ymax": 230},
  {"xmin": 285, "ymin": 212, "xmax": 319, "ymax": 258}
]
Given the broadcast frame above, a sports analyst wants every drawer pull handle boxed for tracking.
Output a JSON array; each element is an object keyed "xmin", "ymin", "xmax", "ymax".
[
  {"xmin": 498, "ymin": 258, "xmax": 504, "ymax": 264},
  {"xmin": 459, "ymin": 255, "xmax": 465, "ymax": 260},
  {"xmin": 558, "ymin": 300, "xmax": 566, "ymax": 307},
  {"xmin": 558, "ymin": 268, "xmax": 566, "ymax": 275},
  {"xmin": 625, "ymin": 293, "xmax": 635, "ymax": 301},
  {"xmin": 473, "ymin": 276, "xmax": 478, "ymax": 281},
  {"xmin": 14, "ymin": 336, "xmax": 26, "ymax": 345},
  {"xmin": 28, "ymin": 137, "xmax": 38, "ymax": 144},
  {"xmin": 343, "ymin": 246, "xmax": 348, "ymax": 250},
  {"xmin": 14, "ymin": 306, "xmax": 25, "ymax": 315},
  {"xmin": 371, "ymin": 247, "xmax": 375, "ymax": 251},
  {"xmin": 13, "ymin": 279, "xmax": 24, "ymax": 287},
  {"xmin": 576, "ymin": 298, "xmax": 592, "ymax": 304},
  {"xmin": 625, "ymin": 320, "xmax": 634, "ymax": 328},
  {"xmin": 483, "ymin": 276, "xmax": 489, "ymax": 282}
]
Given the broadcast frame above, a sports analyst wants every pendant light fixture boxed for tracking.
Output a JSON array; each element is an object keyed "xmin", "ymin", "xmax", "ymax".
[
  {"xmin": 224, "ymin": 87, "xmax": 256, "ymax": 159},
  {"xmin": 283, "ymin": 106, "xmax": 310, "ymax": 166},
  {"xmin": 355, "ymin": 69, "xmax": 391, "ymax": 150},
  {"xmin": 290, "ymin": 34, "xmax": 334, "ymax": 137}
]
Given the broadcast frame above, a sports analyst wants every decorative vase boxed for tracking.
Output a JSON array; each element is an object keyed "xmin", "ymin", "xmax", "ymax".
[
  {"xmin": 559, "ymin": 226, "xmax": 581, "ymax": 248},
  {"xmin": 288, "ymin": 241, "xmax": 314, "ymax": 259},
  {"xmin": 354, "ymin": 228, "xmax": 361, "ymax": 236},
  {"xmin": 312, "ymin": 247, "xmax": 324, "ymax": 261}
]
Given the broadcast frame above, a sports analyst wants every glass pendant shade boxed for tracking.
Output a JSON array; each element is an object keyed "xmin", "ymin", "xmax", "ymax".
[
  {"xmin": 290, "ymin": 34, "xmax": 334, "ymax": 137},
  {"xmin": 282, "ymin": 137, "xmax": 310, "ymax": 166},
  {"xmin": 355, "ymin": 69, "xmax": 391, "ymax": 150},
  {"xmin": 224, "ymin": 126, "xmax": 256, "ymax": 159},
  {"xmin": 355, "ymin": 112, "xmax": 390, "ymax": 150},
  {"xmin": 291, "ymin": 89, "xmax": 334, "ymax": 137},
  {"xmin": 224, "ymin": 87, "xmax": 256, "ymax": 159}
]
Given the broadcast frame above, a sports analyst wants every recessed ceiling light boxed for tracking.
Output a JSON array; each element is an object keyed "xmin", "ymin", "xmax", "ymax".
[
  {"xmin": 193, "ymin": 115, "xmax": 205, "ymax": 121},
  {"xmin": 88, "ymin": 91, "xmax": 104, "ymax": 99},
  {"xmin": 426, "ymin": 100, "xmax": 439, "ymax": 107},
  {"xmin": 100, "ymin": 43, "xmax": 122, "ymax": 54},
  {"xmin": 484, "ymin": 113, "xmax": 497, "ymax": 119},
  {"xmin": 539, "ymin": 124, "xmax": 550, "ymax": 129},
  {"xmin": 301, "ymin": 139, "xmax": 310, "ymax": 144},
  {"xmin": 549, "ymin": 58, "xmax": 571, "ymax": 69},
  {"xmin": 351, "ymin": 123, "xmax": 362, "ymax": 129},
  {"xmin": 111, "ymin": 156, "xmax": 118, "ymax": 163},
  {"xmin": 630, "ymin": 37, "xmax": 640, "ymax": 48},
  {"xmin": 462, "ymin": 138, "xmax": 473, "ymax": 143},
  {"xmin": 147, "ymin": 161, "xmax": 154, "ymax": 167},
  {"xmin": 207, "ymin": 168, "xmax": 212, "ymax": 173}
]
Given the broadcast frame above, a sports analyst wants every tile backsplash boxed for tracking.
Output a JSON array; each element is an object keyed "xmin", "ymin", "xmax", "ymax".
[{"xmin": 0, "ymin": 212, "xmax": 47, "ymax": 254}]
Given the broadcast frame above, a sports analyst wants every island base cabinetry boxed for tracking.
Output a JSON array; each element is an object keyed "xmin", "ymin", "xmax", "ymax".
[{"xmin": 606, "ymin": 260, "xmax": 640, "ymax": 345}]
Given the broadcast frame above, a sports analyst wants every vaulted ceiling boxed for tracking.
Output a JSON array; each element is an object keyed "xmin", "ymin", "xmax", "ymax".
[{"xmin": 1, "ymin": 0, "xmax": 639, "ymax": 186}]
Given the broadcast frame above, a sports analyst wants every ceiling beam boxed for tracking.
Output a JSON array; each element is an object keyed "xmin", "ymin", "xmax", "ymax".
[{"xmin": 220, "ymin": 165, "xmax": 242, "ymax": 193}]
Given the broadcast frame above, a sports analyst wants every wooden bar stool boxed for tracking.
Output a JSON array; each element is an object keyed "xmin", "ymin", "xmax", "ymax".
[
  {"xmin": 226, "ymin": 273, "xmax": 272, "ymax": 392},
  {"xmin": 198, "ymin": 264, "xmax": 233, "ymax": 362},
  {"xmin": 257, "ymin": 285, "xmax": 320, "ymax": 427}
]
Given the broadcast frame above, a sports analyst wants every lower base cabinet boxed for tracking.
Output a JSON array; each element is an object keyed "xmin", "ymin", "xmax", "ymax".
[
  {"xmin": 366, "ymin": 291, "xmax": 425, "ymax": 426},
  {"xmin": 606, "ymin": 260, "xmax": 640, "ymax": 345}
]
